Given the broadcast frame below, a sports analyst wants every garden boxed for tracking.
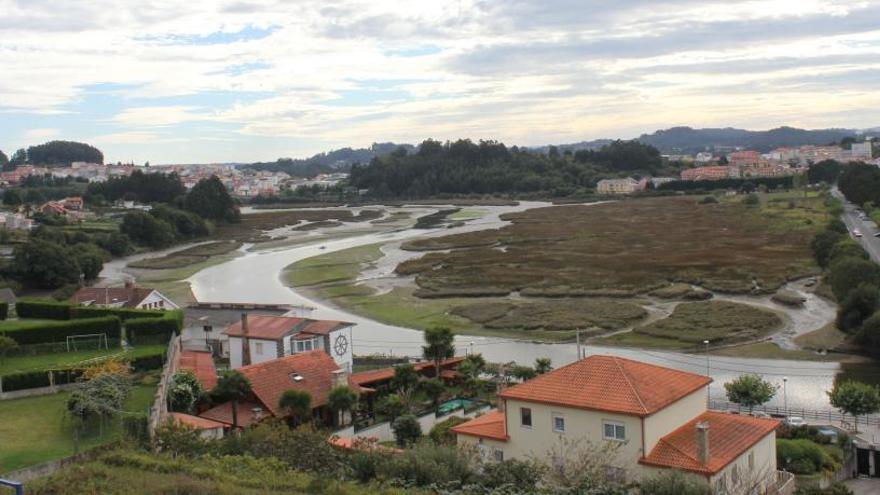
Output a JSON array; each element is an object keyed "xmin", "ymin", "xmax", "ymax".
[{"xmin": 0, "ymin": 298, "xmax": 181, "ymax": 473}]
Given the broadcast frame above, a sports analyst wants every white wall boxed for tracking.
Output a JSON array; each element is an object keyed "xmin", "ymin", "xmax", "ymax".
[
  {"xmin": 328, "ymin": 326, "xmax": 353, "ymax": 372},
  {"xmin": 643, "ymin": 387, "xmax": 707, "ymax": 453},
  {"xmin": 137, "ymin": 291, "xmax": 179, "ymax": 310},
  {"xmin": 228, "ymin": 336, "xmax": 279, "ymax": 369}
]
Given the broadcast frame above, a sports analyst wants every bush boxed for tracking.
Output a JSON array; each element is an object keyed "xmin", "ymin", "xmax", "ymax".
[
  {"xmin": 72, "ymin": 306, "xmax": 175, "ymax": 322},
  {"xmin": 639, "ymin": 470, "xmax": 711, "ymax": 495},
  {"xmin": 429, "ymin": 416, "xmax": 469, "ymax": 445},
  {"xmin": 378, "ymin": 442, "xmax": 475, "ymax": 487},
  {"xmin": 777, "ymin": 439, "xmax": 834, "ymax": 474},
  {"xmin": 126, "ymin": 312, "xmax": 182, "ymax": 345},
  {"xmin": 0, "ymin": 302, "xmax": 7, "ymax": 320},
  {"xmin": 480, "ymin": 459, "xmax": 545, "ymax": 492},
  {"xmin": 698, "ymin": 196, "xmax": 717, "ymax": 204},
  {"xmin": 743, "ymin": 193, "xmax": 760, "ymax": 205},
  {"xmin": 1, "ymin": 370, "xmax": 51, "ymax": 391},
  {"xmin": 122, "ymin": 413, "xmax": 150, "ymax": 446},
  {"xmin": 129, "ymin": 352, "xmax": 165, "ymax": 372},
  {"xmin": 0, "ymin": 316, "xmax": 122, "ymax": 345},
  {"xmin": 392, "ymin": 414, "xmax": 422, "ymax": 447}
]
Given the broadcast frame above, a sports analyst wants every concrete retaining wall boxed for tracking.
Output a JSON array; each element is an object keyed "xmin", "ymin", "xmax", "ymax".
[{"xmin": 337, "ymin": 405, "xmax": 491, "ymax": 443}]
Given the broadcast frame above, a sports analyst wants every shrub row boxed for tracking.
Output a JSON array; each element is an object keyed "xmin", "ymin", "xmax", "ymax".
[
  {"xmin": 129, "ymin": 352, "xmax": 165, "ymax": 372},
  {"xmin": 16, "ymin": 298, "xmax": 171, "ymax": 322},
  {"xmin": 126, "ymin": 313, "xmax": 181, "ymax": 345},
  {"xmin": 0, "ymin": 369, "xmax": 84, "ymax": 392},
  {"xmin": 9, "ymin": 340, "xmax": 123, "ymax": 357},
  {"xmin": 0, "ymin": 302, "xmax": 7, "ymax": 321},
  {"xmin": 0, "ymin": 316, "xmax": 122, "ymax": 345}
]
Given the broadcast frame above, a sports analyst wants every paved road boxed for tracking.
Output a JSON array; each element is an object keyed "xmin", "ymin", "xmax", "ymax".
[{"xmin": 833, "ymin": 187, "xmax": 880, "ymax": 263}]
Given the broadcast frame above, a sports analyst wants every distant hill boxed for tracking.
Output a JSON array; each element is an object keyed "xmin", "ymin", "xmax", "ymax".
[
  {"xmin": 240, "ymin": 142, "xmax": 414, "ymax": 177},
  {"xmin": 635, "ymin": 126, "xmax": 859, "ymax": 153},
  {"xmin": 21, "ymin": 140, "xmax": 104, "ymax": 167}
]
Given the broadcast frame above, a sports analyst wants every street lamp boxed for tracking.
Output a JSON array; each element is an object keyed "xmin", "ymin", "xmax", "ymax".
[
  {"xmin": 469, "ymin": 341, "xmax": 475, "ymax": 356},
  {"xmin": 783, "ymin": 376, "xmax": 788, "ymax": 416},
  {"xmin": 703, "ymin": 340, "xmax": 710, "ymax": 405}
]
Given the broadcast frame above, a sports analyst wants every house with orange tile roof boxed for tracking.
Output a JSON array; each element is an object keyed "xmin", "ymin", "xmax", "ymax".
[
  {"xmin": 452, "ymin": 355, "xmax": 782, "ymax": 493},
  {"xmin": 71, "ymin": 281, "xmax": 179, "ymax": 310},
  {"xmin": 199, "ymin": 350, "xmax": 368, "ymax": 428},
  {"xmin": 224, "ymin": 313, "xmax": 354, "ymax": 371}
]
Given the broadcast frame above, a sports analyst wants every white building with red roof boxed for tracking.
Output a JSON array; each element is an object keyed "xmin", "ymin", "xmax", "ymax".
[
  {"xmin": 452, "ymin": 355, "xmax": 783, "ymax": 493},
  {"xmin": 224, "ymin": 313, "xmax": 354, "ymax": 371},
  {"xmin": 199, "ymin": 350, "xmax": 367, "ymax": 428}
]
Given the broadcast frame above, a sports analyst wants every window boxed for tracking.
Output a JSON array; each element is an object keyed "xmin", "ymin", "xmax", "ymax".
[
  {"xmin": 255, "ymin": 342, "xmax": 264, "ymax": 354},
  {"xmin": 295, "ymin": 339, "xmax": 314, "ymax": 353},
  {"xmin": 520, "ymin": 407, "xmax": 532, "ymax": 427},
  {"xmin": 493, "ymin": 449, "xmax": 504, "ymax": 462},
  {"xmin": 552, "ymin": 413, "xmax": 565, "ymax": 433},
  {"xmin": 602, "ymin": 421, "xmax": 625, "ymax": 441}
]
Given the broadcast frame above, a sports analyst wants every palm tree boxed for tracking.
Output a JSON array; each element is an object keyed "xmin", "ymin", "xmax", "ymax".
[
  {"xmin": 423, "ymin": 326, "xmax": 455, "ymax": 378},
  {"xmin": 535, "ymin": 357, "xmax": 553, "ymax": 374},
  {"xmin": 213, "ymin": 370, "xmax": 252, "ymax": 430},
  {"xmin": 327, "ymin": 385, "xmax": 358, "ymax": 427},
  {"xmin": 279, "ymin": 389, "xmax": 311, "ymax": 427}
]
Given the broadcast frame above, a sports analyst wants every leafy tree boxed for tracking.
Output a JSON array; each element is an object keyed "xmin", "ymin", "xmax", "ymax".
[
  {"xmin": 811, "ymin": 230, "xmax": 846, "ymax": 267},
  {"xmin": 9, "ymin": 148, "xmax": 26, "ymax": 166},
  {"xmin": 278, "ymin": 389, "xmax": 311, "ymax": 426},
  {"xmin": 422, "ymin": 326, "xmax": 455, "ymax": 378},
  {"xmin": 121, "ymin": 211, "xmax": 176, "ymax": 248},
  {"xmin": 459, "ymin": 354, "xmax": 486, "ymax": 397},
  {"xmin": 0, "ymin": 336, "xmax": 18, "ymax": 364},
  {"xmin": 828, "ymin": 380, "xmax": 880, "ymax": 432},
  {"xmin": 213, "ymin": 370, "xmax": 252, "ymax": 430},
  {"xmin": 377, "ymin": 393, "xmax": 407, "ymax": 422},
  {"xmin": 807, "ymin": 160, "xmax": 841, "ymax": 184},
  {"xmin": 858, "ymin": 311, "xmax": 880, "ymax": 350},
  {"xmin": 0, "ymin": 149, "xmax": 8, "ymax": 171},
  {"xmin": 86, "ymin": 169, "xmax": 185, "ymax": 204},
  {"xmin": 829, "ymin": 257, "xmax": 880, "ymax": 301},
  {"xmin": 183, "ymin": 176, "xmax": 240, "ymax": 223},
  {"xmin": 724, "ymin": 374, "xmax": 777, "ymax": 412},
  {"xmin": 391, "ymin": 363, "xmax": 419, "ymax": 394},
  {"xmin": 392, "ymin": 414, "xmax": 422, "ymax": 447},
  {"xmin": 535, "ymin": 357, "xmax": 553, "ymax": 374},
  {"xmin": 70, "ymin": 243, "xmax": 106, "ymax": 281},
  {"xmin": 94, "ymin": 232, "xmax": 133, "ymax": 257},
  {"xmin": 327, "ymin": 385, "xmax": 357, "ymax": 427},
  {"xmin": 11, "ymin": 239, "xmax": 81, "ymax": 289},
  {"xmin": 828, "ymin": 239, "xmax": 868, "ymax": 264},
  {"xmin": 2, "ymin": 188, "xmax": 22, "ymax": 206},
  {"xmin": 840, "ymin": 163, "xmax": 880, "ymax": 206},
  {"xmin": 511, "ymin": 365, "xmax": 537, "ymax": 381},
  {"xmin": 24, "ymin": 189, "xmax": 45, "ymax": 204},
  {"xmin": 150, "ymin": 205, "xmax": 210, "ymax": 239},
  {"xmin": 836, "ymin": 283, "xmax": 880, "ymax": 332},
  {"xmin": 428, "ymin": 416, "xmax": 468, "ymax": 445},
  {"xmin": 168, "ymin": 370, "xmax": 204, "ymax": 414},
  {"xmin": 420, "ymin": 378, "xmax": 445, "ymax": 408},
  {"xmin": 26, "ymin": 140, "xmax": 103, "ymax": 166}
]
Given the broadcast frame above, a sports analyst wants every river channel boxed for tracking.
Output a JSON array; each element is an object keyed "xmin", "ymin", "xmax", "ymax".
[{"xmin": 184, "ymin": 202, "xmax": 858, "ymax": 412}]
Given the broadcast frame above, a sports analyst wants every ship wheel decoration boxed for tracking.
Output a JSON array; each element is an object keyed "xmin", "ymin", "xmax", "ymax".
[{"xmin": 334, "ymin": 334, "xmax": 349, "ymax": 356}]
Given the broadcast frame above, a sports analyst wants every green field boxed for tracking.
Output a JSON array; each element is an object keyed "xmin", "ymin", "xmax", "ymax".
[
  {"xmin": 0, "ymin": 345, "xmax": 166, "ymax": 375},
  {"xmin": 0, "ymin": 383, "xmax": 156, "ymax": 473}
]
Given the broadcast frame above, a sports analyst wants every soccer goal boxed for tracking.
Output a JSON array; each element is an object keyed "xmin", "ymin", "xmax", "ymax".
[{"xmin": 66, "ymin": 333, "xmax": 110, "ymax": 352}]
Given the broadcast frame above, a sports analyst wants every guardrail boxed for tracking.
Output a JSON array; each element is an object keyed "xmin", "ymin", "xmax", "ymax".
[{"xmin": 710, "ymin": 400, "xmax": 880, "ymax": 427}]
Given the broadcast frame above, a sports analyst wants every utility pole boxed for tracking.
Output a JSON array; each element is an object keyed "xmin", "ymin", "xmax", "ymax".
[
  {"xmin": 704, "ymin": 340, "xmax": 710, "ymax": 405},
  {"xmin": 576, "ymin": 329, "xmax": 581, "ymax": 360}
]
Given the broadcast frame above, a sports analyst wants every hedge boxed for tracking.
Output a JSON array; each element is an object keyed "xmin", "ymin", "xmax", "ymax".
[
  {"xmin": 16, "ymin": 298, "xmax": 172, "ymax": 322},
  {"xmin": 15, "ymin": 298, "xmax": 72, "ymax": 320},
  {"xmin": 125, "ymin": 311, "xmax": 183, "ymax": 345},
  {"xmin": 0, "ymin": 316, "xmax": 122, "ymax": 345},
  {"xmin": 0, "ymin": 369, "xmax": 84, "ymax": 392},
  {"xmin": 129, "ymin": 352, "xmax": 165, "ymax": 372},
  {"xmin": 0, "ymin": 302, "xmax": 7, "ymax": 321}
]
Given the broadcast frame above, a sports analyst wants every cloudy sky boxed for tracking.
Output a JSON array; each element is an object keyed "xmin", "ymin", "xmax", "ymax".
[{"xmin": 2, "ymin": 0, "xmax": 879, "ymax": 163}]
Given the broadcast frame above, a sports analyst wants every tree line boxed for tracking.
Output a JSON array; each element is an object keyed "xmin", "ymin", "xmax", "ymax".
[
  {"xmin": 2, "ymin": 141, "xmax": 104, "ymax": 168},
  {"xmin": 347, "ymin": 138, "xmax": 679, "ymax": 198}
]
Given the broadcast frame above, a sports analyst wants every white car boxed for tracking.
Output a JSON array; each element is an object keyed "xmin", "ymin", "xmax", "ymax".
[
  {"xmin": 853, "ymin": 229, "xmax": 863, "ymax": 237},
  {"xmin": 785, "ymin": 416, "xmax": 807, "ymax": 427}
]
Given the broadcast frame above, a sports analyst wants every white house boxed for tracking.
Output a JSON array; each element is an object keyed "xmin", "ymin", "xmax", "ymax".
[
  {"xmin": 453, "ymin": 355, "xmax": 783, "ymax": 494},
  {"xmin": 71, "ymin": 283, "xmax": 179, "ymax": 310},
  {"xmin": 224, "ymin": 314, "xmax": 354, "ymax": 372}
]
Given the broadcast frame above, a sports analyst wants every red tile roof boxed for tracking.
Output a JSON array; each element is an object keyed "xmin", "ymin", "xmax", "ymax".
[
  {"xmin": 223, "ymin": 315, "xmax": 306, "ymax": 340},
  {"xmin": 198, "ymin": 400, "xmax": 266, "ymax": 427},
  {"xmin": 498, "ymin": 355, "xmax": 711, "ymax": 417},
  {"xmin": 300, "ymin": 320, "xmax": 351, "ymax": 336},
  {"xmin": 170, "ymin": 412, "xmax": 226, "ymax": 430},
  {"xmin": 178, "ymin": 350, "xmax": 218, "ymax": 390},
  {"xmin": 640, "ymin": 411, "xmax": 780, "ymax": 475},
  {"xmin": 350, "ymin": 357, "xmax": 466, "ymax": 386},
  {"xmin": 451, "ymin": 410, "xmax": 507, "ymax": 441},
  {"xmin": 71, "ymin": 286, "xmax": 155, "ymax": 308},
  {"xmin": 238, "ymin": 351, "xmax": 362, "ymax": 416}
]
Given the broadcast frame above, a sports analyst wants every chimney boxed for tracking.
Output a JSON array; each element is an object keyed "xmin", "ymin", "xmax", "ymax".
[
  {"xmin": 332, "ymin": 369, "xmax": 348, "ymax": 388},
  {"xmin": 496, "ymin": 382, "xmax": 507, "ymax": 411},
  {"xmin": 241, "ymin": 313, "xmax": 251, "ymax": 367},
  {"xmin": 123, "ymin": 279, "xmax": 134, "ymax": 289},
  {"xmin": 696, "ymin": 421, "xmax": 710, "ymax": 465}
]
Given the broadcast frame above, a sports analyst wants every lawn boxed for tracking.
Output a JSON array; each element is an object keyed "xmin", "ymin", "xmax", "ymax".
[
  {"xmin": 0, "ymin": 383, "xmax": 156, "ymax": 473},
  {"xmin": 0, "ymin": 344, "xmax": 166, "ymax": 375},
  {"xmin": 398, "ymin": 194, "xmax": 826, "ymax": 297}
]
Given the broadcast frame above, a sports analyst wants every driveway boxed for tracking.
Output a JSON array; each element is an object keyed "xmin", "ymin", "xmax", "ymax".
[{"xmin": 846, "ymin": 478, "xmax": 880, "ymax": 495}]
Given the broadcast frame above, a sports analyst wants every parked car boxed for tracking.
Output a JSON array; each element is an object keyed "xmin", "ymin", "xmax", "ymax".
[
  {"xmin": 816, "ymin": 427, "xmax": 839, "ymax": 442},
  {"xmin": 750, "ymin": 411, "xmax": 771, "ymax": 418},
  {"xmin": 853, "ymin": 229, "xmax": 863, "ymax": 237},
  {"xmin": 785, "ymin": 416, "xmax": 807, "ymax": 427}
]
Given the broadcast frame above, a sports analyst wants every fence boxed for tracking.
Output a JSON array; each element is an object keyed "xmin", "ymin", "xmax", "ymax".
[
  {"xmin": 336, "ymin": 404, "xmax": 491, "ymax": 444},
  {"xmin": 709, "ymin": 399, "xmax": 880, "ymax": 427},
  {"xmin": 774, "ymin": 471, "xmax": 796, "ymax": 495},
  {"xmin": 148, "ymin": 335, "xmax": 181, "ymax": 439}
]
